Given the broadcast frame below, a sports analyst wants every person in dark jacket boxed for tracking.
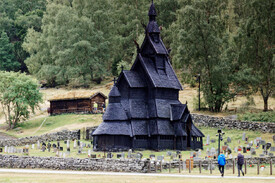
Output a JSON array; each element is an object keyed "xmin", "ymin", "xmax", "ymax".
[
  {"xmin": 237, "ymin": 152, "xmax": 245, "ymax": 177},
  {"xmin": 218, "ymin": 154, "xmax": 226, "ymax": 177}
]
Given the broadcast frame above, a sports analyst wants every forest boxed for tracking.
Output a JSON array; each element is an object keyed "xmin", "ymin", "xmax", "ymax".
[{"xmin": 0, "ymin": 0, "xmax": 274, "ymax": 112}]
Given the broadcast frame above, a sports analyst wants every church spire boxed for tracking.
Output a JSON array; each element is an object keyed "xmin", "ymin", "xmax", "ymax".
[{"xmin": 146, "ymin": 0, "xmax": 160, "ymax": 34}]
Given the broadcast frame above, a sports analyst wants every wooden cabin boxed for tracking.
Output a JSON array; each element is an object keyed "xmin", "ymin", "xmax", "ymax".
[{"xmin": 48, "ymin": 92, "xmax": 107, "ymax": 115}]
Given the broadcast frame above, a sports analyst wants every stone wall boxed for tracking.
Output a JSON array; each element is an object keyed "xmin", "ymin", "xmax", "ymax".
[
  {"xmin": 0, "ymin": 130, "xmax": 80, "ymax": 147},
  {"xmin": 0, "ymin": 154, "xmax": 148, "ymax": 173},
  {"xmin": 192, "ymin": 114, "xmax": 275, "ymax": 133}
]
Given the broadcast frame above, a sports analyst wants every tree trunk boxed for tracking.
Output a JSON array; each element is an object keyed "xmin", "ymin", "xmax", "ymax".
[{"xmin": 263, "ymin": 96, "xmax": 268, "ymax": 112}]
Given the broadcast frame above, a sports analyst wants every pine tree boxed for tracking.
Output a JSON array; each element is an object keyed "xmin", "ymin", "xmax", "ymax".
[{"xmin": 0, "ymin": 32, "xmax": 20, "ymax": 71}]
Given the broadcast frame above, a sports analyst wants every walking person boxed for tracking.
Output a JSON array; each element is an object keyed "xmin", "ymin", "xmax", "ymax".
[
  {"xmin": 218, "ymin": 153, "xmax": 226, "ymax": 177},
  {"xmin": 237, "ymin": 152, "xmax": 245, "ymax": 177}
]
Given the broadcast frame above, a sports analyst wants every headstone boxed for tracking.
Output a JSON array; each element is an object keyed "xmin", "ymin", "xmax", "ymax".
[
  {"xmin": 42, "ymin": 145, "xmax": 46, "ymax": 152},
  {"xmin": 259, "ymin": 154, "xmax": 265, "ymax": 157},
  {"xmin": 149, "ymin": 154, "xmax": 155, "ymax": 159},
  {"xmin": 273, "ymin": 135, "xmax": 275, "ymax": 143},
  {"xmin": 238, "ymin": 140, "xmax": 240, "ymax": 144},
  {"xmin": 66, "ymin": 140, "xmax": 70, "ymax": 149},
  {"xmin": 178, "ymin": 154, "xmax": 182, "ymax": 159},
  {"xmin": 247, "ymin": 147, "xmax": 251, "ymax": 151},
  {"xmin": 210, "ymin": 139, "xmax": 216, "ymax": 143},
  {"xmin": 176, "ymin": 151, "xmax": 181, "ymax": 155},
  {"xmin": 227, "ymin": 147, "xmax": 232, "ymax": 154},
  {"xmin": 227, "ymin": 137, "xmax": 231, "ymax": 143},
  {"xmin": 242, "ymin": 133, "xmax": 246, "ymax": 141},
  {"xmin": 63, "ymin": 153, "xmax": 66, "ymax": 158},
  {"xmin": 182, "ymin": 161, "xmax": 186, "ymax": 170},
  {"xmin": 59, "ymin": 152, "xmax": 62, "ymax": 158},
  {"xmin": 59, "ymin": 147, "xmax": 63, "ymax": 151},
  {"xmin": 263, "ymin": 150, "xmax": 268, "ymax": 155},
  {"xmin": 67, "ymin": 147, "xmax": 70, "ymax": 152},
  {"xmin": 224, "ymin": 142, "xmax": 227, "ymax": 146},
  {"xmin": 245, "ymin": 137, "xmax": 248, "ymax": 142},
  {"xmin": 77, "ymin": 140, "xmax": 80, "ymax": 146},
  {"xmin": 74, "ymin": 140, "xmax": 77, "ymax": 149},
  {"xmin": 32, "ymin": 144, "xmax": 35, "ymax": 149},
  {"xmin": 88, "ymin": 149, "xmax": 91, "ymax": 157},
  {"xmin": 270, "ymin": 147, "xmax": 275, "ymax": 152},
  {"xmin": 262, "ymin": 145, "xmax": 266, "ymax": 149},
  {"xmin": 4, "ymin": 146, "xmax": 7, "ymax": 153},
  {"xmin": 0, "ymin": 148, "xmax": 2, "ymax": 153},
  {"xmin": 206, "ymin": 135, "xmax": 210, "ymax": 145},
  {"xmin": 57, "ymin": 141, "xmax": 60, "ymax": 148},
  {"xmin": 37, "ymin": 141, "xmax": 40, "ymax": 149},
  {"xmin": 268, "ymin": 153, "xmax": 274, "ymax": 157},
  {"xmin": 87, "ymin": 144, "xmax": 91, "ymax": 148},
  {"xmin": 243, "ymin": 147, "xmax": 247, "ymax": 153},
  {"xmin": 251, "ymin": 151, "xmax": 256, "ymax": 155},
  {"xmin": 167, "ymin": 151, "xmax": 172, "ymax": 156},
  {"xmin": 248, "ymin": 143, "xmax": 253, "ymax": 147},
  {"xmin": 157, "ymin": 155, "xmax": 164, "ymax": 161},
  {"xmin": 53, "ymin": 144, "xmax": 56, "ymax": 148},
  {"xmin": 172, "ymin": 153, "xmax": 176, "ymax": 158},
  {"xmin": 107, "ymin": 152, "xmax": 113, "ymax": 158},
  {"xmin": 64, "ymin": 140, "xmax": 67, "ymax": 144},
  {"xmin": 190, "ymin": 152, "xmax": 194, "ymax": 157},
  {"xmin": 78, "ymin": 149, "xmax": 82, "ymax": 154},
  {"xmin": 128, "ymin": 149, "xmax": 132, "ymax": 158},
  {"xmin": 53, "ymin": 148, "xmax": 57, "ymax": 153},
  {"xmin": 117, "ymin": 154, "xmax": 122, "ymax": 158}
]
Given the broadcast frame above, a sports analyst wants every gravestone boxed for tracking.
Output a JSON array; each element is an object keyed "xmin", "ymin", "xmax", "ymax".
[
  {"xmin": 263, "ymin": 150, "xmax": 268, "ymax": 155},
  {"xmin": 77, "ymin": 140, "xmax": 80, "ymax": 146},
  {"xmin": 245, "ymin": 137, "xmax": 248, "ymax": 143},
  {"xmin": 210, "ymin": 139, "xmax": 216, "ymax": 143},
  {"xmin": 128, "ymin": 149, "xmax": 132, "ymax": 158},
  {"xmin": 59, "ymin": 147, "xmax": 63, "ymax": 151},
  {"xmin": 0, "ymin": 148, "xmax": 2, "ymax": 153},
  {"xmin": 251, "ymin": 151, "xmax": 256, "ymax": 155},
  {"xmin": 64, "ymin": 140, "xmax": 67, "ymax": 144},
  {"xmin": 157, "ymin": 155, "xmax": 164, "ymax": 161},
  {"xmin": 32, "ymin": 144, "xmax": 35, "ymax": 149},
  {"xmin": 270, "ymin": 147, "xmax": 275, "ymax": 152},
  {"xmin": 53, "ymin": 148, "xmax": 57, "ymax": 153},
  {"xmin": 224, "ymin": 142, "xmax": 227, "ymax": 146},
  {"xmin": 206, "ymin": 135, "xmax": 210, "ymax": 145},
  {"xmin": 248, "ymin": 143, "xmax": 253, "ymax": 147},
  {"xmin": 259, "ymin": 154, "xmax": 265, "ymax": 157},
  {"xmin": 117, "ymin": 154, "xmax": 122, "ymax": 158},
  {"xmin": 87, "ymin": 144, "xmax": 91, "ymax": 148},
  {"xmin": 67, "ymin": 147, "xmax": 70, "ymax": 152},
  {"xmin": 57, "ymin": 141, "xmax": 60, "ymax": 148},
  {"xmin": 107, "ymin": 152, "xmax": 113, "ymax": 158},
  {"xmin": 227, "ymin": 137, "xmax": 231, "ymax": 143},
  {"xmin": 53, "ymin": 144, "xmax": 56, "ymax": 148},
  {"xmin": 42, "ymin": 146, "xmax": 46, "ymax": 152},
  {"xmin": 78, "ymin": 149, "xmax": 82, "ymax": 154},
  {"xmin": 238, "ymin": 140, "xmax": 240, "ymax": 144},
  {"xmin": 262, "ymin": 145, "xmax": 266, "ymax": 150},
  {"xmin": 268, "ymin": 153, "xmax": 274, "ymax": 157},
  {"xmin": 37, "ymin": 141, "xmax": 40, "ymax": 149},
  {"xmin": 182, "ymin": 161, "xmax": 186, "ymax": 170},
  {"xmin": 176, "ymin": 151, "xmax": 181, "ymax": 155},
  {"xmin": 74, "ymin": 140, "xmax": 77, "ymax": 149},
  {"xmin": 88, "ymin": 149, "xmax": 91, "ymax": 157},
  {"xmin": 66, "ymin": 140, "xmax": 70, "ymax": 149},
  {"xmin": 227, "ymin": 147, "xmax": 232, "ymax": 154},
  {"xmin": 59, "ymin": 152, "xmax": 62, "ymax": 158},
  {"xmin": 150, "ymin": 154, "xmax": 155, "ymax": 159},
  {"xmin": 247, "ymin": 147, "xmax": 251, "ymax": 151},
  {"xmin": 4, "ymin": 146, "xmax": 7, "ymax": 153},
  {"xmin": 242, "ymin": 133, "xmax": 246, "ymax": 141},
  {"xmin": 273, "ymin": 135, "xmax": 275, "ymax": 142},
  {"xmin": 178, "ymin": 154, "xmax": 182, "ymax": 159},
  {"xmin": 91, "ymin": 154, "xmax": 97, "ymax": 158},
  {"xmin": 63, "ymin": 153, "xmax": 66, "ymax": 158},
  {"xmin": 167, "ymin": 151, "xmax": 172, "ymax": 156}
]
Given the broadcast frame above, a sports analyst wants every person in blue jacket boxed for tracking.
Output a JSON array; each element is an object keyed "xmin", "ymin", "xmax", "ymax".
[{"xmin": 218, "ymin": 154, "xmax": 226, "ymax": 177}]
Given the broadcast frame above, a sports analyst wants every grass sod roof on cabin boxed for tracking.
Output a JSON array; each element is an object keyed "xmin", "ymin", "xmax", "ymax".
[{"xmin": 49, "ymin": 91, "xmax": 107, "ymax": 101}]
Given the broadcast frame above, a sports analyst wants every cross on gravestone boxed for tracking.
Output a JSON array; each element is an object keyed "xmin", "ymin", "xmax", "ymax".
[{"xmin": 242, "ymin": 133, "xmax": 246, "ymax": 141}]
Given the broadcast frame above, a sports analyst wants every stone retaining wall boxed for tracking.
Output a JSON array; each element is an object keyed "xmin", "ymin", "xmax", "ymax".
[
  {"xmin": 0, "ymin": 130, "xmax": 80, "ymax": 147},
  {"xmin": 0, "ymin": 155, "xmax": 147, "ymax": 172},
  {"xmin": 192, "ymin": 114, "xmax": 275, "ymax": 133}
]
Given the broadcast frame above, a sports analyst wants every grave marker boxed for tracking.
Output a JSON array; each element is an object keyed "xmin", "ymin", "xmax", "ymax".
[
  {"xmin": 0, "ymin": 148, "xmax": 2, "ymax": 153},
  {"xmin": 91, "ymin": 154, "xmax": 96, "ymax": 158},
  {"xmin": 227, "ymin": 137, "xmax": 231, "ymax": 143},
  {"xmin": 59, "ymin": 147, "xmax": 63, "ymax": 151},
  {"xmin": 206, "ymin": 135, "xmax": 210, "ymax": 145},
  {"xmin": 73, "ymin": 140, "xmax": 77, "ymax": 149},
  {"xmin": 242, "ymin": 133, "xmax": 246, "ymax": 141},
  {"xmin": 37, "ymin": 141, "xmax": 40, "ymax": 149},
  {"xmin": 270, "ymin": 147, "xmax": 275, "ymax": 152}
]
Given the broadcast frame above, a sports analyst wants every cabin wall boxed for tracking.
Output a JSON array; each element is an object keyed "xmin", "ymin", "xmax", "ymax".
[{"xmin": 91, "ymin": 95, "xmax": 106, "ymax": 110}]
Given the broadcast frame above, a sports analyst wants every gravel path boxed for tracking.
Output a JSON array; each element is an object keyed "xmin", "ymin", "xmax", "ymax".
[{"xmin": 0, "ymin": 169, "xmax": 274, "ymax": 180}]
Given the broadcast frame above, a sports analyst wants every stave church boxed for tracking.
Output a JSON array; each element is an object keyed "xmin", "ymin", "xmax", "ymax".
[{"xmin": 92, "ymin": 1, "xmax": 204, "ymax": 151}]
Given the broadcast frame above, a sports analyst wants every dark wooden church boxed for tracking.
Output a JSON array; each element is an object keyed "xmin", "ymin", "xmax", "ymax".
[{"xmin": 92, "ymin": 1, "xmax": 204, "ymax": 151}]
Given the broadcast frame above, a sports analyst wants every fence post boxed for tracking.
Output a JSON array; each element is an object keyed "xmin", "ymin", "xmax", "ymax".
[
  {"xmin": 148, "ymin": 159, "xmax": 151, "ymax": 173},
  {"xmin": 257, "ymin": 161, "xmax": 259, "ymax": 175},
  {"xmin": 270, "ymin": 159, "xmax": 272, "ymax": 175},
  {"xmin": 169, "ymin": 162, "xmax": 171, "ymax": 173},
  {"xmin": 210, "ymin": 160, "xmax": 212, "ymax": 174},
  {"xmin": 233, "ymin": 159, "xmax": 235, "ymax": 174},
  {"xmin": 179, "ymin": 160, "xmax": 181, "ymax": 173},
  {"xmin": 199, "ymin": 161, "xmax": 202, "ymax": 174},
  {"xmin": 189, "ymin": 159, "xmax": 191, "ymax": 173},
  {"xmin": 245, "ymin": 159, "xmax": 247, "ymax": 174}
]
